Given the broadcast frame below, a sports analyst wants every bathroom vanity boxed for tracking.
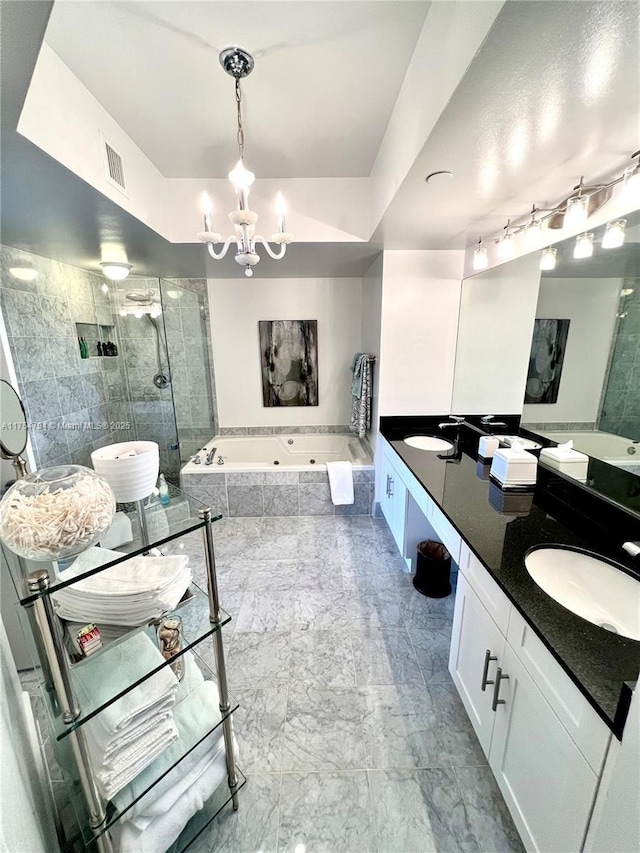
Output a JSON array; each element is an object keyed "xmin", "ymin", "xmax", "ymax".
[{"xmin": 378, "ymin": 417, "xmax": 640, "ymax": 853}]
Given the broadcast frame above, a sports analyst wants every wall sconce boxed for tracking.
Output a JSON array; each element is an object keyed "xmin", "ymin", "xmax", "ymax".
[
  {"xmin": 573, "ymin": 233, "xmax": 594, "ymax": 259},
  {"xmin": 602, "ymin": 220, "xmax": 626, "ymax": 249},
  {"xmin": 539, "ymin": 247, "xmax": 557, "ymax": 271}
]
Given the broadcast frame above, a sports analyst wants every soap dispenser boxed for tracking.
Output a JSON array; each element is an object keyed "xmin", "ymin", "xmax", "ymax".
[{"xmin": 158, "ymin": 474, "xmax": 170, "ymax": 507}]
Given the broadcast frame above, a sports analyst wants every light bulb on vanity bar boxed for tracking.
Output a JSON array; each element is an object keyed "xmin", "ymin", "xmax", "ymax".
[
  {"xmin": 539, "ymin": 247, "xmax": 557, "ymax": 271},
  {"xmin": 602, "ymin": 220, "xmax": 626, "ymax": 249},
  {"xmin": 573, "ymin": 233, "xmax": 594, "ymax": 259},
  {"xmin": 473, "ymin": 238, "xmax": 488, "ymax": 271},
  {"xmin": 564, "ymin": 195, "xmax": 589, "ymax": 230}
]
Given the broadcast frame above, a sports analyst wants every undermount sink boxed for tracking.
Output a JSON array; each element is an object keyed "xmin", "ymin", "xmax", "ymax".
[
  {"xmin": 404, "ymin": 435, "xmax": 454, "ymax": 452},
  {"xmin": 524, "ymin": 545, "xmax": 640, "ymax": 641}
]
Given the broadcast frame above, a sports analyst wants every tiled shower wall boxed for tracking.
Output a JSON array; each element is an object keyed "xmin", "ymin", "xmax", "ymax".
[
  {"xmin": 161, "ymin": 279, "xmax": 217, "ymax": 462},
  {"xmin": 0, "ymin": 245, "xmax": 131, "ymax": 471},
  {"xmin": 599, "ymin": 277, "xmax": 640, "ymax": 440},
  {"xmin": 110, "ymin": 278, "xmax": 180, "ymax": 479}
]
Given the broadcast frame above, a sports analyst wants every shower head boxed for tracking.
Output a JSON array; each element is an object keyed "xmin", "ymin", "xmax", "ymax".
[{"xmin": 125, "ymin": 289, "xmax": 156, "ymax": 303}]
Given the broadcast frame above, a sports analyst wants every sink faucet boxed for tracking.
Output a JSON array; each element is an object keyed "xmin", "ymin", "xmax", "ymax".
[
  {"xmin": 481, "ymin": 415, "xmax": 508, "ymax": 428},
  {"xmin": 438, "ymin": 416, "xmax": 465, "ymax": 429}
]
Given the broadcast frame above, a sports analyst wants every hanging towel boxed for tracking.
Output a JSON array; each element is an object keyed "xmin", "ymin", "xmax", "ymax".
[
  {"xmin": 349, "ymin": 353, "xmax": 372, "ymax": 439},
  {"xmin": 326, "ymin": 461, "xmax": 354, "ymax": 506}
]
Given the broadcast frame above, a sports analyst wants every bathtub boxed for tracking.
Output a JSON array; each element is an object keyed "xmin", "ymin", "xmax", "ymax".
[
  {"xmin": 180, "ymin": 433, "xmax": 375, "ymax": 517},
  {"xmin": 538, "ymin": 430, "xmax": 640, "ymax": 474}
]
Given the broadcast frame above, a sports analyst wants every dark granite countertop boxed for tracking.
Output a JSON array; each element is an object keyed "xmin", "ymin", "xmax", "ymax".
[{"xmin": 380, "ymin": 417, "xmax": 640, "ymax": 738}]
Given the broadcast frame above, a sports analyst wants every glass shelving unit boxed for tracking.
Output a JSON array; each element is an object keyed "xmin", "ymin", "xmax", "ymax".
[{"xmin": 4, "ymin": 486, "xmax": 241, "ymax": 853}]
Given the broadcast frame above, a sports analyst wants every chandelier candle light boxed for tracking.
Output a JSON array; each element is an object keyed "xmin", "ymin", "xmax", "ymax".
[{"xmin": 198, "ymin": 47, "xmax": 293, "ymax": 277}]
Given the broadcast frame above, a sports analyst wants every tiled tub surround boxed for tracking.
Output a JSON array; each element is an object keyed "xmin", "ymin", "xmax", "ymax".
[
  {"xmin": 0, "ymin": 245, "xmax": 131, "ymax": 470},
  {"xmin": 181, "ymin": 434, "xmax": 374, "ymax": 516}
]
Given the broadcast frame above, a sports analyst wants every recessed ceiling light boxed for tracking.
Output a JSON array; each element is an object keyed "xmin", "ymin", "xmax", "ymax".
[{"xmin": 425, "ymin": 170, "xmax": 453, "ymax": 184}]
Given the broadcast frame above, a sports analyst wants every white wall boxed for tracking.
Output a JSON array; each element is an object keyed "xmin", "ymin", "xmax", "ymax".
[
  {"xmin": 452, "ymin": 253, "xmax": 541, "ymax": 415},
  {"xmin": 18, "ymin": 45, "xmax": 170, "ymax": 241},
  {"xmin": 208, "ymin": 277, "xmax": 363, "ymax": 428},
  {"xmin": 522, "ymin": 277, "xmax": 620, "ymax": 424},
  {"xmin": 378, "ymin": 250, "xmax": 464, "ymax": 416}
]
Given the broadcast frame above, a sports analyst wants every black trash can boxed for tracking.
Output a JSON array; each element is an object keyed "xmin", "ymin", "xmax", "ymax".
[{"xmin": 413, "ymin": 540, "xmax": 452, "ymax": 598}]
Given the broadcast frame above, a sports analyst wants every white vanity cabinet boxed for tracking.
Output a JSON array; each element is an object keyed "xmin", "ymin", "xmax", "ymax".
[
  {"xmin": 380, "ymin": 444, "xmax": 408, "ymax": 553},
  {"xmin": 450, "ymin": 544, "xmax": 611, "ymax": 853}
]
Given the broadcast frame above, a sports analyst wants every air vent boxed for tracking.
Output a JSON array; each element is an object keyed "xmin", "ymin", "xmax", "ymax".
[{"xmin": 100, "ymin": 133, "xmax": 127, "ymax": 194}]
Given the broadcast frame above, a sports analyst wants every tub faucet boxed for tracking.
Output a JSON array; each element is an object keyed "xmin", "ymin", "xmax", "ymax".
[{"xmin": 204, "ymin": 446, "xmax": 217, "ymax": 466}]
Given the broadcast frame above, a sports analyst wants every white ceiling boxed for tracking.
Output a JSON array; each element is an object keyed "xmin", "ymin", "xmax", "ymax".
[
  {"xmin": 374, "ymin": 0, "xmax": 640, "ymax": 249},
  {"xmin": 44, "ymin": 0, "xmax": 430, "ymax": 179}
]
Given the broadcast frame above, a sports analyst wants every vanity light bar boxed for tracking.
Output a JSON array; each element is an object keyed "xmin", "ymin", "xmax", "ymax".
[{"xmin": 473, "ymin": 151, "xmax": 636, "ymax": 270}]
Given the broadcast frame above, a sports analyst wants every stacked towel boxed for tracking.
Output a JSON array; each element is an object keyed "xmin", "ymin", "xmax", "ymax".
[
  {"xmin": 326, "ymin": 461, "xmax": 355, "ymax": 506},
  {"xmin": 73, "ymin": 632, "xmax": 179, "ymax": 799},
  {"xmin": 53, "ymin": 549, "xmax": 191, "ymax": 626},
  {"xmin": 349, "ymin": 352, "xmax": 373, "ymax": 439},
  {"xmin": 113, "ymin": 652, "xmax": 238, "ymax": 853}
]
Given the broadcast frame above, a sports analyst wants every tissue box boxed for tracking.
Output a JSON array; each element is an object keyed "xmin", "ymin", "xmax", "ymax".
[
  {"xmin": 539, "ymin": 445, "xmax": 589, "ymax": 483},
  {"xmin": 490, "ymin": 445, "xmax": 537, "ymax": 487}
]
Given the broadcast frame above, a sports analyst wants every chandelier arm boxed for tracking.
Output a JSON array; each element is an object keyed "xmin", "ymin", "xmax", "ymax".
[
  {"xmin": 253, "ymin": 236, "xmax": 287, "ymax": 260},
  {"xmin": 206, "ymin": 237, "xmax": 237, "ymax": 260}
]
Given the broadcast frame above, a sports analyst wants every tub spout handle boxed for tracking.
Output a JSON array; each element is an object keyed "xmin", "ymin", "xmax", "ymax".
[{"xmin": 204, "ymin": 447, "xmax": 217, "ymax": 466}]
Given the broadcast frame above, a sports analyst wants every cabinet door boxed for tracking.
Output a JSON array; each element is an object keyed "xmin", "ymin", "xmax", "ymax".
[
  {"xmin": 449, "ymin": 571, "xmax": 506, "ymax": 756},
  {"xmin": 489, "ymin": 644, "xmax": 599, "ymax": 853},
  {"xmin": 380, "ymin": 452, "xmax": 407, "ymax": 554}
]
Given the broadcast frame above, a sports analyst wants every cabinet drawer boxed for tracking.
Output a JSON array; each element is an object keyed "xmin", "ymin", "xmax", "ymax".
[
  {"xmin": 406, "ymin": 471, "xmax": 431, "ymax": 518},
  {"xmin": 429, "ymin": 502, "xmax": 461, "ymax": 564},
  {"xmin": 507, "ymin": 608, "xmax": 611, "ymax": 775},
  {"xmin": 459, "ymin": 543, "xmax": 511, "ymax": 635}
]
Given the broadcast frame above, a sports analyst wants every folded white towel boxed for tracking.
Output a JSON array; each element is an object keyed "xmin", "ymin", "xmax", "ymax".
[
  {"xmin": 57, "ymin": 554, "xmax": 190, "ymax": 596},
  {"xmin": 94, "ymin": 721, "xmax": 178, "ymax": 799},
  {"xmin": 72, "ymin": 632, "xmax": 178, "ymax": 735},
  {"xmin": 326, "ymin": 461, "xmax": 355, "ymax": 505},
  {"xmin": 116, "ymin": 745, "xmax": 233, "ymax": 853}
]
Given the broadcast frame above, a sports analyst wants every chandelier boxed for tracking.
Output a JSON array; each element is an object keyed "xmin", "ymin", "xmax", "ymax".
[{"xmin": 197, "ymin": 47, "xmax": 293, "ymax": 277}]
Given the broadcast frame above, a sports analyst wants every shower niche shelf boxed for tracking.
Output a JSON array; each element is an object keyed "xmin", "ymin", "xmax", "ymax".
[
  {"xmin": 5, "ymin": 487, "xmax": 241, "ymax": 853},
  {"xmin": 75, "ymin": 322, "xmax": 119, "ymax": 359}
]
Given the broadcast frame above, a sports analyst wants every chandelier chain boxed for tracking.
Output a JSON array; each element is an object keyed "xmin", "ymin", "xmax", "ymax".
[{"xmin": 235, "ymin": 78, "xmax": 245, "ymax": 161}]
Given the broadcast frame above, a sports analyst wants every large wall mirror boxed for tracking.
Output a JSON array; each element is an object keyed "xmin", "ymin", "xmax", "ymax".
[
  {"xmin": 452, "ymin": 206, "xmax": 640, "ymax": 520},
  {"xmin": 453, "ymin": 208, "xmax": 640, "ymax": 459}
]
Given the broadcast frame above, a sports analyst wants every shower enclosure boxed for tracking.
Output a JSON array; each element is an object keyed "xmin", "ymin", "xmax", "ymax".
[{"xmin": 108, "ymin": 277, "xmax": 216, "ymax": 482}]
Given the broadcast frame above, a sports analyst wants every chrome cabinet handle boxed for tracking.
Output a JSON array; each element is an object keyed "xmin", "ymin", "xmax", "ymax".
[
  {"xmin": 492, "ymin": 667, "xmax": 509, "ymax": 711},
  {"xmin": 388, "ymin": 476, "xmax": 394, "ymax": 496},
  {"xmin": 386, "ymin": 474, "xmax": 391, "ymax": 497},
  {"xmin": 481, "ymin": 649, "xmax": 497, "ymax": 691}
]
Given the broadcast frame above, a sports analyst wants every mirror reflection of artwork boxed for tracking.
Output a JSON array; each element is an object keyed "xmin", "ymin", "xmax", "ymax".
[
  {"xmin": 525, "ymin": 319, "xmax": 570, "ymax": 404},
  {"xmin": 259, "ymin": 320, "xmax": 318, "ymax": 407}
]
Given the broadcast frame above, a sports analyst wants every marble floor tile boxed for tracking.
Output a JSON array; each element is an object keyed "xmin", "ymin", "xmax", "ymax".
[
  {"xmin": 242, "ymin": 534, "xmax": 300, "ymax": 561},
  {"xmin": 243, "ymin": 561, "xmax": 297, "ymax": 592},
  {"xmin": 341, "ymin": 561, "xmax": 401, "ymax": 594},
  {"xmin": 368, "ymin": 768, "xmax": 479, "ymax": 853},
  {"xmin": 260, "ymin": 517, "xmax": 301, "ymax": 537},
  {"xmin": 350, "ymin": 625, "xmax": 424, "ymax": 686},
  {"xmin": 289, "ymin": 630, "xmax": 356, "ymax": 687},
  {"xmin": 278, "ymin": 771, "xmax": 378, "ymax": 853},
  {"xmin": 225, "ymin": 631, "xmax": 291, "ymax": 690},
  {"xmin": 281, "ymin": 683, "xmax": 367, "ymax": 771},
  {"xmin": 235, "ymin": 591, "xmax": 295, "ymax": 633},
  {"xmin": 427, "ymin": 684, "xmax": 488, "ymax": 768},
  {"xmin": 233, "ymin": 688, "xmax": 288, "ymax": 773},
  {"xmin": 344, "ymin": 589, "xmax": 404, "ymax": 629},
  {"xmin": 407, "ymin": 618, "xmax": 454, "ymax": 684},
  {"xmin": 455, "ymin": 766, "xmax": 526, "ymax": 853},
  {"xmin": 293, "ymin": 587, "xmax": 349, "ymax": 632},
  {"xmin": 361, "ymin": 684, "xmax": 449, "ymax": 770},
  {"xmin": 400, "ymin": 586, "xmax": 456, "ymax": 628},
  {"xmin": 295, "ymin": 560, "xmax": 344, "ymax": 591},
  {"xmin": 186, "ymin": 773, "xmax": 281, "ymax": 853}
]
